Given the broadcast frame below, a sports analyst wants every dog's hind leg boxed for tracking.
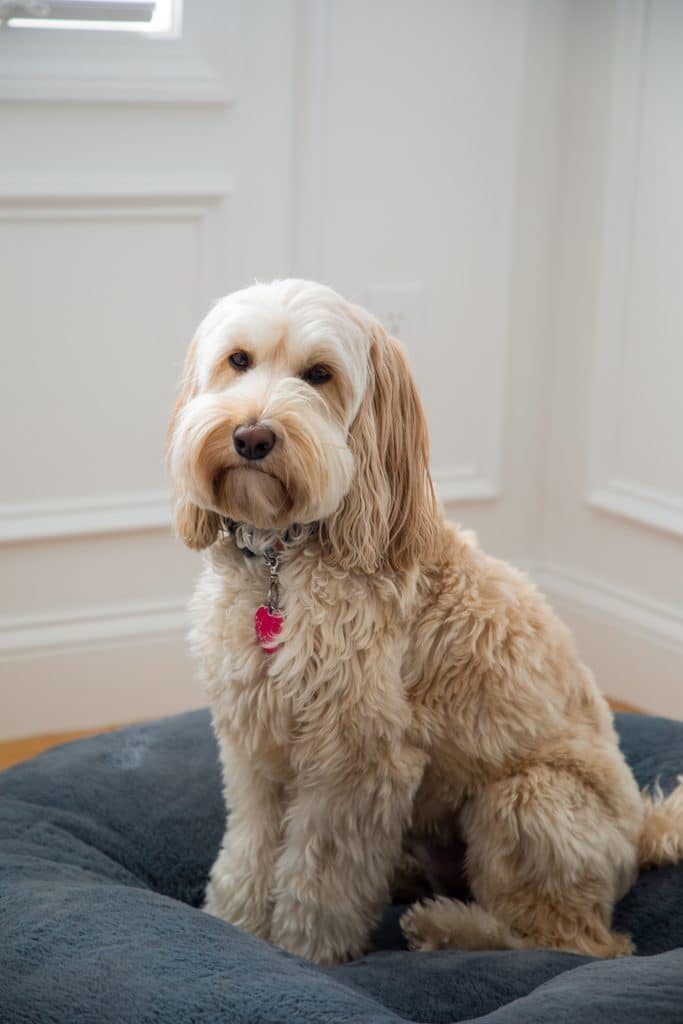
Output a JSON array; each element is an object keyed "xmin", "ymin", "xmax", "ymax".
[
  {"xmin": 402, "ymin": 757, "xmax": 642, "ymax": 959},
  {"xmin": 400, "ymin": 895, "xmax": 634, "ymax": 957}
]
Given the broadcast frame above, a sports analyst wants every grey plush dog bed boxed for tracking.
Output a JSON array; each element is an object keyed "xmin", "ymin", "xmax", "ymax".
[{"xmin": 1, "ymin": 710, "xmax": 683, "ymax": 1023}]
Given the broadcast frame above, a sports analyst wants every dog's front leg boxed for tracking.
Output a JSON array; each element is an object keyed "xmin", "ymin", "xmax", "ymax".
[
  {"xmin": 204, "ymin": 741, "xmax": 283, "ymax": 939},
  {"xmin": 270, "ymin": 743, "xmax": 426, "ymax": 964}
]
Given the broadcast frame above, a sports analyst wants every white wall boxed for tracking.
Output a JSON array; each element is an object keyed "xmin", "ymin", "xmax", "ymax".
[
  {"xmin": 0, "ymin": 0, "xmax": 681, "ymax": 738},
  {"xmin": 536, "ymin": 0, "xmax": 683, "ymax": 716}
]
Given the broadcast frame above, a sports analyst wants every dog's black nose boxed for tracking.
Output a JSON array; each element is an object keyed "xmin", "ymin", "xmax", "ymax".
[{"xmin": 233, "ymin": 423, "xmax": 276, "ymax": 461}]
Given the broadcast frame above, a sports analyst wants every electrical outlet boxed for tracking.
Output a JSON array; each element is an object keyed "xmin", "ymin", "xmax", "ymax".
[{"xmin": 364, "ymin": 283, "xmax": 425, "ymax": 345}]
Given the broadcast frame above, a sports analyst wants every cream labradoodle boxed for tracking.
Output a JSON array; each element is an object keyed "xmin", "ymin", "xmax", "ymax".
[{"xmin": 168, "ymin": 278, "xmax": 683, "ymax": 965}]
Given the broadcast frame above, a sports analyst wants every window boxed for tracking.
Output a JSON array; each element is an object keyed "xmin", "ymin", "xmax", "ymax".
[
  {"xmin": 0, "ymin": 0, "xmax": 230, "ymax": 104},
  {"xmin": 0, "ymin": 0, "xmax": 178, "ymax": 35}
]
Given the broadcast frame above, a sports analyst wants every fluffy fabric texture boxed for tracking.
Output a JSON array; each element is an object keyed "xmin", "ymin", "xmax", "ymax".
[{"xmin": 1, "ymin": 711, "xmax": 683, "ymax": 1023}]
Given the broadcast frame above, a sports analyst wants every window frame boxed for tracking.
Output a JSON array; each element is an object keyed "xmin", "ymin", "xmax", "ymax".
[
  {"xmin": 2, "ymin": 1, "xmax": 158, "ymax": 30},
  {"xmin": 0, "ymin": 0, "xmax": 234, "ymax": 104}
]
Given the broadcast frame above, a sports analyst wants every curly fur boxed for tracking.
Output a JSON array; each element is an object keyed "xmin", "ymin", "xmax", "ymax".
[{"xmin": 167, "ymin": 278, "xmax": 683, "ymax": 965}]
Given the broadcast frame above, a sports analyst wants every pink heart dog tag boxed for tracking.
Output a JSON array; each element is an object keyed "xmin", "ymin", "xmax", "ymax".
[{"xmin": 255, "ymin": 605, "xmax": 283, "ymax": 654}]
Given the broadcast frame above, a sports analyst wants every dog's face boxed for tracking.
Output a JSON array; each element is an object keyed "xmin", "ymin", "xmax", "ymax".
[{"xmin": 168, "ymin": 279, "xmax": 437, "ymax": 571}]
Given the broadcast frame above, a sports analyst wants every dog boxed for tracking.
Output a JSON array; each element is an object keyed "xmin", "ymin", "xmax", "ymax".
[{"xmin": 167, "ymin": 278, "xmax": 683, "ymax": 965}]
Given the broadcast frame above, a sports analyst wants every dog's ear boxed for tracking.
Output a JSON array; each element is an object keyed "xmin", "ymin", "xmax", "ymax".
[
  {"xmin": 322, "ymin": 322, "xmax": 438, "ymax": 573},
  {"xmin": 166, "ymin": 335, "xmax": 220, "ymax": 550},
  {"xmin": 172, "ymin": 498, "xmax": 220, "ymax": 550}
]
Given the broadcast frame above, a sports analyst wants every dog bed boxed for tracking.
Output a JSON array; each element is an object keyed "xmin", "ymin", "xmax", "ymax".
[{"xmin": 2, "ymin": 710, "xmax": 683, "ymax": 1024}]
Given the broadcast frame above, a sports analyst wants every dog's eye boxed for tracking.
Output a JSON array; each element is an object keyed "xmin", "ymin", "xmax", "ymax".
[
  {"xmin": 228, "ymin": 351, "xmax": 251, "ymax": 371},
  {"xmin": 302, "ymin": 365, "xmax": 332, "ymax": 386}
]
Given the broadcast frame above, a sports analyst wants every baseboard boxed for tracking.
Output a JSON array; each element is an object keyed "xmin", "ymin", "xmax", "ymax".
[
  {"xmin": 522, "ymin": 561, "xmax": 683, "ymax": 719},
  {"xmin": 523, "ymin": 562, "xmax": 683, "ymax": 649},
  {"xmin": 0, "ymin": 598, "xmax": 189, "ymax": 658},
  {"xmin": 0, "ymin": 598, "xmax": 200, "ymax": 740}
]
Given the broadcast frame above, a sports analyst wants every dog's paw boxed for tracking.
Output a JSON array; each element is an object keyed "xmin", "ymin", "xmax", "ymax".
[
  {"xmin": 401, "ymin": 897, "xmax": 526, "ymax": 952},
  {"xmin": 401, "ymin": 897, "xmax": 454, "ymax": 951},
  {"xmin": 203, "ymin": 875, "xmax": 272, "ymax": 939},
  {"xmin": 270, "ymin": 901, "xmax": 368, "ymax": 964}
]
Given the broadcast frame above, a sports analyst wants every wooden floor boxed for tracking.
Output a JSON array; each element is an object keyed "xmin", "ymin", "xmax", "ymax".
[
  {"xmin": 0, "ymin": 723, "xmax": 127, "ymax": 771},
  {"xmin": 0, "ymin": 697, "xmax": 646, "ymax": 772}
]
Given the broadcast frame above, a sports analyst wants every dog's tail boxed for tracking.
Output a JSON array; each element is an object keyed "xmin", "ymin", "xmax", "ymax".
[{"xmin": 639, "ymin": 776, "xmax": 683, "ymax": 868}]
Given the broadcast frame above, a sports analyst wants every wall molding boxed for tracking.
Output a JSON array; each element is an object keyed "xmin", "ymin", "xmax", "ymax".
[
  {"xmin": 0, "ymin": 490, "xmax": 172, "ymax": 543},
  {"xmin": 0, "ymin": 596, "xmax": 188, "ymax": 658},
  {"xmin": 0, "ymin": 179, "xmax": 229, "ymax": 212},
  {"xmin": 0, "ymin": 183, "xmax": 228, "ymax": 545},
  {"xmin": 586, "ymin": 0, "xmax": 682, "ymax": 539},
  {"xmin": 523, "ymin": 560, "xmax": 683, "ymax": 650},
  {"xmin": 3, "ymin": 558, "xmax": 681, "ymax": 668},
  {"xmin": 588, "ymin": 479, "xmax": 683, "ymax": 540},
  {"xmin": 524, "ymin": 559, "xmax": 683, "ymax": 718},
  {"xmin": 0, "ymin": 468, "xmax": 499, "ymax": 544},
  {"xmin": 0, "ymin": 65, "xmax": 232, "ymax": 106},
  {"xmin": 0, "ymin": 598, "xmax": 197, "ymax": 740}
]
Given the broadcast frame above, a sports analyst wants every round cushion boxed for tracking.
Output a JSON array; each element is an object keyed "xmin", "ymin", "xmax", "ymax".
[{"xmin": 1, "ymin": 711, "xmax": 683, "ymax": 1023}]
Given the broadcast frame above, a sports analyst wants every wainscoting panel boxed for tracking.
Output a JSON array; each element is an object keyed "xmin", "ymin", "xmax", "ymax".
[
  {"xmin": 0, "ymin": 188, "xmax": 227, "ymax": 543},
  {"xmin": 587, "ymin": 0, "xmax": 683, "ymax": 538}
]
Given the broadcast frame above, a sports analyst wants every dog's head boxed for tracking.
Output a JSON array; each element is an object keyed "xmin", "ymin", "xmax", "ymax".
[{"xmin": 167, "ymin": 279, "xmax": 437, "ymax": 571}]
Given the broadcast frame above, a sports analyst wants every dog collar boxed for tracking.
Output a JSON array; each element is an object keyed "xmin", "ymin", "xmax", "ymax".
[
  {"xmin": 221, "ymin": 519, "xmax": 316, "ymax": 558},
  {"xmin": 221, "ymin": 520, "xmax": 317, "ymax": 654}
]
